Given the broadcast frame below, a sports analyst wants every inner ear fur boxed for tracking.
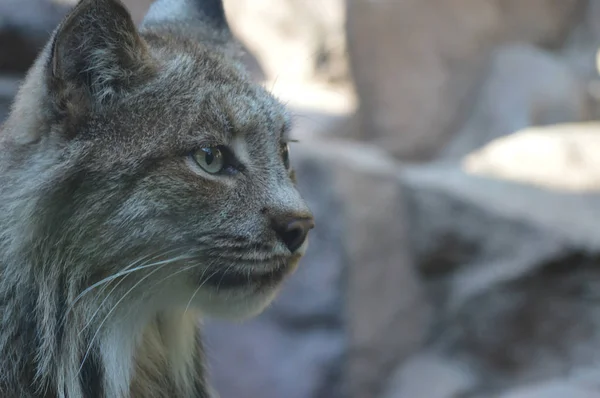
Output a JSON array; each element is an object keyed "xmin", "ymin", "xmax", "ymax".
[{"xmin": 48, "ymin": 0, "xmax": 154, "ymax": 112}]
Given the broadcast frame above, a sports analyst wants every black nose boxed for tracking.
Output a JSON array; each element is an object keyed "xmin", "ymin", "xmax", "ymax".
[{"xmin": 272, "ymin": 216, "xmax": 315, "ymax": 253}]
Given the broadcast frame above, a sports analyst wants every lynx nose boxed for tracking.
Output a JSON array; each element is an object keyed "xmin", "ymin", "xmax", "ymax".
[{"xmin": 272, "ymin": 216, "xmax": 315, "ymax": 253}]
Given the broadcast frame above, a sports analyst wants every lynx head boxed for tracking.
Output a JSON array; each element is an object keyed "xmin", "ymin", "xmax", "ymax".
[{"xmin": 0, "ymin": 0, "xmax": 313, "ymax": 320}]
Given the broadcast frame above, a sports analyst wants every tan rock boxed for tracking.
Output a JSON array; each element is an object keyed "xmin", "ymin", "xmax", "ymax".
[
  {"xmin": 499, "ymin": 381, "xmax": 600, "ymax": 398},
  {"xmin": 295, "ymin": 139, "xmax": 431, "ymax": 398},
  {"xmin": 381, "ymin": 352, "xmax": 476, "ymax": 398},
  {"xmin": 402, "ymin": 162, "xmax": 600, "ymax": 286},
  {"xmin": 57, "ymin": 0, "xmax": 152, "ymax": 23},
  {"xmin": 0, "ymin": 76, "xmax": 20, "ymax": 123},
  {"xmin": 224, "ymin": 0, "xmax": 348, "ymax": 85},
  {"xmin": 463, "ymin": 122, "xmax": 600, "ymax": 192},
  {"xmin": 0, "ymin": 0, "xmax": 70, "ymax": 73},
  {"xmin": 120, "ymin": 0, "xmax": 153, "ymax": 24},
  {"xmin": 397, "ymin": 163, "xmax": 600, "ymax": 397},
  {"xmin": 346, "ymin": 0, "xmax": 585, "ymax": 160},
  {"xmin": 442, "ymin": 44, "xmax": 591, "ymax": 160}
]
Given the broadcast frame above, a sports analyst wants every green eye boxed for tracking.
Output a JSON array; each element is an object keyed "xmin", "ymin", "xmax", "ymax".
[
  {"xmin": 193, "ymin": 147, "xmax": 225, "ymax": 174},
  {"xmin": 281, "ymin": 143, "xmax": 290, "ymax": 170}
]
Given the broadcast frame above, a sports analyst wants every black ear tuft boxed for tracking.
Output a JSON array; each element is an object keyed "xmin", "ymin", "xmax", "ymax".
[
  {"xmin": 141, "ymin": 0, "xmax": 230, "ymax": 34},
  {"xmin": 49, "ymin": 0, "xmax": 153, "ymax": 108}
]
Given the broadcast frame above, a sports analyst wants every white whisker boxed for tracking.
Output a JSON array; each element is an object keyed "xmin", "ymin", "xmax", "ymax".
[
  {"xmin": 184, "ymin": 264, "xmax": 228, "ymax": 315},
  {"xmin": 146, "ymin": 262, "xmax": 198, "ymax": 292},
  {"xmin": 77, "ymin": 254, "xmax": 191, "ymax": 377},
  {"xmin": 215, "ymin": 263, "xmax": 236, "ymax": 292},
  {"xmin": 78, "ymin": 254, "xmax": 191, "ymax": 337},
  {"xmin": 71, "ymin": 248, "xmax": 182, "ymax": 307},
  {"xmin": 183, "ymin": 265, "xmax": 215, "ymax": 315}
]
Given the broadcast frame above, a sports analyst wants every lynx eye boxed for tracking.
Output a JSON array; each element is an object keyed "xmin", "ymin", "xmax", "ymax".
[
  {"xmin": 192, "ymin": 147, "xmax": 225, "ymax": 174},
  {"xmin": 281, "ymin": 143, "xmax": 290, "ymax": 170}
]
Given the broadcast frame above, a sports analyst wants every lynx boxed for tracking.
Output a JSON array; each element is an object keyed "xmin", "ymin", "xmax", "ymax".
[{"xmin": 0, "ymin": 0, "xmax": 314, "ymax": 396}]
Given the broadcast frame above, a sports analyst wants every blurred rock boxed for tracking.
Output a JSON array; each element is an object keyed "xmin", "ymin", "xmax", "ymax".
[
  {"xmin": 442, "ymin": 44, "xmax": 591, "ymax": 160},
  {"xmin": 385, "ymin": 163, "xmax": 600, "ymax": 397},
  {"xmin": 224, "ymin": 0, "xmax": 348, "ymax": 85},
  {"xmin": 434, "ymin": 257, "xmax": 600, "ymax": 391},
  {"xmin": 0, "ymin": 0, "xmax": 69, "ymax": 73},
  {"xmin": 498, "ymin": 381, "xmax": 600, "ymax": 398},
  {"xmin": 563, "ymin": 0, "xmax": 600, "ymax": 81},
  {"xmin": 381, "ymin": 352, "xmax": 476, "ymax": 398},
  {"xmin": 119, "ymin": 0, "xmax": 153, "ymax": 24},
  {"xmin": 402, "ymin": 164, "xmax": 600, "ymax": 302},
  {"xmin": 54, "ymin": 0, "xmax": 153, "ymax": 24},
  {"xmin": 204, "ymin": 139, "xmax": 429, "ymax": 398},
  {"xmin": 0, "ymin": 77, "xmax": 20, "ymax": 124},
  {"xmin": 316, "ymin": 140, "xmax": 431, "ymax": 398},
  {"xmin": 346, "ymin": 0, "xmax": 586, "ymax": 161},
  {"xmin": 463, "ymin": 123, "xmax": 600, "ymax": 192},
  {"xmin": 267, "ymin": 80, "xmax": 357, "ymax": 142}
]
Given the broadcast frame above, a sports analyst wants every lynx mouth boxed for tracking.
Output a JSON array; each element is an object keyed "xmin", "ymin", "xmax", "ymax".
[{"xmin": 202, "ymin": 261, "xmax": 293, "ymax": 290}]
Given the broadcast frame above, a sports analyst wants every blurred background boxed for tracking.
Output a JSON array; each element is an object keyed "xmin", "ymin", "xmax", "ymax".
[{"xmin": 3, "ymin": 0, "xmax": 600, "ymax": 397}]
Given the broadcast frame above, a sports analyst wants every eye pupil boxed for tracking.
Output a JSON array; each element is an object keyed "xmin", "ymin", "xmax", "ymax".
[
  {"xmin": 281, "ymin": 143, "xmax": 290, "ymax": 169},
  {"xmin": 204, "ymin": 149, "xmax": 214, "ymax": 165},
  {"xmin": 193, "ymin": 146, "xmax": 225, "ymax": 174}
]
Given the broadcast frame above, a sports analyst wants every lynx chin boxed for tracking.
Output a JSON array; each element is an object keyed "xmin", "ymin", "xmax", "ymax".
[{"xmin": 0, "ymin": 0, "xmax": 314, "ymax": 396}]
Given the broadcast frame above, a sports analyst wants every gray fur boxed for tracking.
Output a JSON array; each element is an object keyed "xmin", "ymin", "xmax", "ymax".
[{"xmin": 0, "ymin": 0, "xmax": 313, "ymax": 397}]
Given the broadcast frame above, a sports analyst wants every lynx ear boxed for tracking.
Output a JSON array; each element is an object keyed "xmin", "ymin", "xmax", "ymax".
[
  {"xmin": 141, "ymin": 0, "xmax": 232, "ymax": 38},
  {"xmin": 49, "ymin": 0, "xmax": 153, "ymax": 108}
]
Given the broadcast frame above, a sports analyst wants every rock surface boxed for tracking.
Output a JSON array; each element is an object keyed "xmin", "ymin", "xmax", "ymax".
[
  {"xmin": 393, "ymin": 162, "xmax": 600, "ymax": 397},
  {"xmin": 120, "ymin": 0, "xmax": 153, "ymax": 24},
  {"xmin": 381, "ymin": 352, "xmax": 476, "ymax": 398},
  {"xmin": 224, "ymin": 0, "xmax": 348, "ymax": 85},
  {"xmin": 498, "ymin": 381, "xmax": 600, "ymax": 398},
  {"xmin": 563, "ymin": 0, "xmax": 600, "ymax": 84},
  {"xmin": 402, "ymin": 163, "xmax": 600, "ymax": 300},
  {"xmin": 488, "ymin": 367, "xmax": 600, "ymax": 397},
  {"xmin": 0, "ymin": 0, "xmax": 69, "ymax": 73},
  {"xmin": 463, "ymin": 123, "xmax": 600, "ymax": 192},
  {"xmin": 346, "ymin": 0, "xmax": 586, "ymax": 160},
  {"xmin": 0, "ymin": 77, "xmax": 20, "ymax": 123},
  {"xmin": 442, "ymin": 44, "xmax": 591, "ymax": 160}
]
